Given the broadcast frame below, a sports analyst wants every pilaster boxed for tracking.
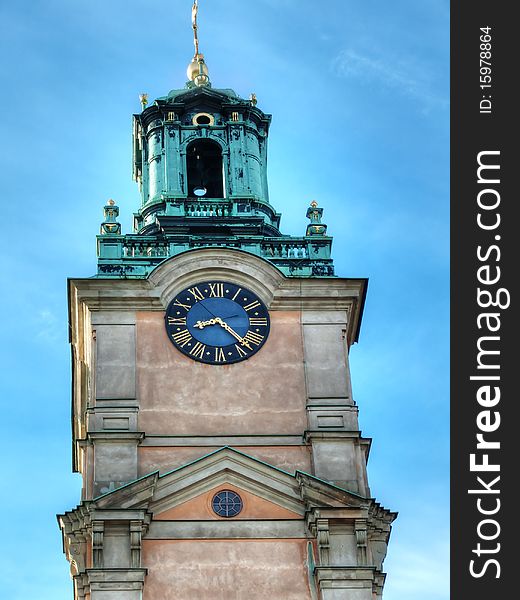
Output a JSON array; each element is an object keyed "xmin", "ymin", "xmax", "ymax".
[
  {"xmin": 58, "ymin": 507, "xmax": 151, "ymax": 600},
  {"xmin": 86, "ymin": 569, "xmax": 147, "ymax": 600},
  {"xmin": 315, "ymin": 566, "xmax": 376, "ymax": 600},
  {"xmin": 163, "ymin": 118, "xmax": 184, "ymax": 196},
  {"xmin": 304, "ymin": 431, "xmax": 371, "ymax": 495},
  {"xmin": 87, "ymin": 432, "xmax": 144, "ymax": 498},
  {"xmin": 304, "ymin": 495, "xmax": 395, "ymax": 600}
]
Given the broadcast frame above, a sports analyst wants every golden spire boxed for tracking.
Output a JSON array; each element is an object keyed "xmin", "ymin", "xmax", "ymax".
[
  {"xmin": 187, "ymin": 0, "xmax": 210, "ymax": 87},
  {"xmin": 192, "ymin": 0, "xmax": 200, "ymax": 57}
]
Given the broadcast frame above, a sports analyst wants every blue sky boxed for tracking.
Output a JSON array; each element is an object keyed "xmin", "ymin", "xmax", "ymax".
[{"xmin": 0, "ymin": 1, "xmax": 449, "ymax": 598}]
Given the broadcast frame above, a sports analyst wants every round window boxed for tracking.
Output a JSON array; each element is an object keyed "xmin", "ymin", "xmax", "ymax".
[
  {"xmin": 192, "ymin": 112, "xmax": 214, "ymax": 126},
  {"xmin": 211, "ymin": 490, "xmax": 243, "ymax": 517}
]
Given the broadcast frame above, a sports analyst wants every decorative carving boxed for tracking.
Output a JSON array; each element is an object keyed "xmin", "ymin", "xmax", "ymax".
[
  {"xmin": 98, "ymin": 265, "xmax": 136, "ymax": 275},
  {"xmin": 355, "ymin": 519, "xmax": 368, "ymax": 565},
  {"xmin": 92, "ymin": 521, "xmax": 104, "ymax": 568},
  {"xmin": 58, "ymin": 505, "xmax": 152, "ymax": 588},
  {"xmin": 311, "ymin": 264, "xmax": 334, "ymax": 276},
  {"xmin": 316, "ymin": 519, "xmax": 330, "ymax": 565},
  {"xmin": 130, "ymin": 521, "xmax": 143, "ymax": 568},
  {"xmin": 368, "ymin": 522, "xmax": 390, "ymax": 570},
  {"xmin": 68, "ymin": 539, "xmax": 87, "ymax": 577}
]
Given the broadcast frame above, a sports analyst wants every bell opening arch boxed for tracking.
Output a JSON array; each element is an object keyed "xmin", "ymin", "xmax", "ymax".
[{"xmin": 186, "ymin": 138, "xmax": 225, "ymax": 199}]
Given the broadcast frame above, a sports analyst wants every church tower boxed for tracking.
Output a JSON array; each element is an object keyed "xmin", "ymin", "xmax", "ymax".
[{"xmin": 58, "ymin": 4, "xmax": 396, "ymax": 599}]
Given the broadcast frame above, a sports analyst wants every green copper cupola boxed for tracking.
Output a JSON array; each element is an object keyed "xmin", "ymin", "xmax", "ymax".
[
  {"xmin": 96, "ymin": 1, "xmax": 334, "ymax": 279},
  {"xmin": 132, "ymin": 85, "xmax": 274, "ymax": 233}
]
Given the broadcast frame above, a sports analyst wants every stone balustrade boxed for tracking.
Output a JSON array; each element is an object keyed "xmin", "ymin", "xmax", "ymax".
[
  {"xmin": 98, "ymin": 235, "xmax": 333, "ymax": 278},
  {"xmin": 185, "ymin": 200, "xmax": 233, "ymax": 217}
]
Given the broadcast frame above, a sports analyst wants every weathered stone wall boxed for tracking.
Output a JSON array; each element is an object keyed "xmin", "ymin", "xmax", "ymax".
[
  {"xmin": 136, "ymin": 310, "xmax": 307, "ymax": 435},
  {"xmin": 142, "ymin": 539, "xmax": 313, "ymax": 600},
  {"xmin": 138, "ymin": 445, "xmax": 312, "ymax": 478}
]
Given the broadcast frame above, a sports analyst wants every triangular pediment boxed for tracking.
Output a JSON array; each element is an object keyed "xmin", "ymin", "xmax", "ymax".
[
  {"xmin": 154, "ymin": 482, "xmax": 301, "ymax": 521},
  {"xmin": 91, "ymin": 447, "xmax": 390, "ymax": 520},
  {"xmin": 150, "ymin": 447, "xmax": 305, "ymax": 517}
]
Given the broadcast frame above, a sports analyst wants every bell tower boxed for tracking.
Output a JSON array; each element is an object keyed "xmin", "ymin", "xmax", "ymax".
[
  {"xmin": 133, "ymin": 84, "xmax": 272, "ymax": 209},
  {"xmin": 58, "ymin": 3, "xmax": 396, "ymax": 599}
]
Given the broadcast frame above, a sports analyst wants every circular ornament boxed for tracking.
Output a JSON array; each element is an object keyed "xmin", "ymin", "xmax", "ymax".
[{"xmin": 211, "ymin": 490, "xmax": 243, "ymax": 517}]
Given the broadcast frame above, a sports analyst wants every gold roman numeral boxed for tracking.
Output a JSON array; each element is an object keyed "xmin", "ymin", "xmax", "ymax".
[
  {"xmin": 189, "ymin": 341, "xmax": 206, "ymax": 359},
  {"xmin": 168, "ymin": 316, "xmax": 187, "ymax": 325},
  {"xmin": 231, "ymin": 287, "xmax": 242, "ymax": 301},
  {"xmin": 173, "ymin": 298, "xmax": 191, "ymax": 311},
  {"xmin": 209, "ymin": 283, "xmax": 225, "ymax": 297},
  {"xmin": 188, "ymin": 286, "xmax": 205, "ymax": 301},
  {"xmin": 234, "ymin": 344, "xmax": 248, "ymax": 358},
  {"xmin": 172, "ymin": 329, "xmax": 192, "ymax": 347},
  {"xmin": 214, "ymin": 347, "xmax": 226, "ymax": 362},
  {"xmin": 249, "ymin": 317, "xmax": 268, "ymax": 326},
  {"xmin": 243, "ymin": 330, "xmax": 264, "ymax": 346},
  {"xmin": 243, "ymin": 300, "xmax": 261, "ymax": 312}
]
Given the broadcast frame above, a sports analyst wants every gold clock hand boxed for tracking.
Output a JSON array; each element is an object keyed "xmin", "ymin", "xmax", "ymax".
[
  {"xmin": 216, "ymin": 318, "xmax": 253, "ymax": 350},
  {"xmin": 194, "ymin": 318, "xmax": 217, "ymax": 329},
  {"xmin": 193, "ymin": 317, "xmax": 252, "ymax": 350}
]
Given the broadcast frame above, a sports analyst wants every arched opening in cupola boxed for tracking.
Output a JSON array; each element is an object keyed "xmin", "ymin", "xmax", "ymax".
[{"xmin": 186, "ymin": 139, "xmax": 224, "ymax": 198}]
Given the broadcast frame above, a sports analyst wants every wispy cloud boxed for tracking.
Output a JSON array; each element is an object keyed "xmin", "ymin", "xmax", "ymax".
[
  {"xmin": 385, "ymin": 538, "xmax": 449, "ymax": 600},
  {"xmin": 35, "ymin": 308, "xmax": 61, "ymax": 344},
  {"xmin": 332, "ymin": 48, "xmax": 448, "ymax": 112}
]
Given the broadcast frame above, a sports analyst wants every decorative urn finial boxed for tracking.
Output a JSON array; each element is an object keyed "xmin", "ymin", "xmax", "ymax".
[
  {"xmin": 306, "ymin": 200, "xmax": 327, "ymax": 236},
  {"xmin": 139, "ymin": 93, "xmax": 148, "ymax": 110},
  {"xmin": 100, "ymin": 199, "xmax": 121, "ymax": 235}
]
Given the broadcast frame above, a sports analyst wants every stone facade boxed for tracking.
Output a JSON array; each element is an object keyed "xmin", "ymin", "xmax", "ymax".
[{"xmin": 59, "ymin": 249, "xmax": 396, "ymax": 599}]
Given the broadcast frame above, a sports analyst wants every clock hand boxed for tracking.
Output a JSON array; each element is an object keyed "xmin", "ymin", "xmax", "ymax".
[
  {"xmin": 193, "ymin": 317, "xmax": 252, "ymax": 350},
  {"xmin": 194, "ymin": 318, "xmax": 217, "ymax": 329},
  {"xmin": 197, "ymin": 299, "xmax": 242, "ymax": 322},
  {"xmin": 199, "ymin": 302, "xmax": 218, "ymax": 319},
  {"xmin": 217, "ymin": 319, "xmax": 253, "ymax": 350},
  {"xmin": 219, "ymin": 313, "xmax": 245, "ymax": 322}
]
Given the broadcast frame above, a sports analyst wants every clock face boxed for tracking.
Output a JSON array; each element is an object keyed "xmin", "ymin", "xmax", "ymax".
[{"xmin": 164, "ymin": 281, "xmax": 270, "ymax": 364}]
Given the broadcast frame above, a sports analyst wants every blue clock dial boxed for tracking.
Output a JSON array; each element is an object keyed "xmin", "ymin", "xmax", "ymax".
[{"xmin": 164, "ymin": 281, "xmax": 270, "ymax": 364}]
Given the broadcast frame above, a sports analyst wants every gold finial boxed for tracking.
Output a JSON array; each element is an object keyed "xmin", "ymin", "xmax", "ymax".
[
  {"xmin": 139, "ymin": 93, "xmax": 148, "ymax": 109},
  {"xmin": 187, "ymin": 0, "xmax": 210, "ymax": 86},
  {"xmin": 107, "ymin": 199, "xmax": 115, "ymax": 206},
  {"xmin": 250, "ymin": 93, "xmax": 258, "ymax": 106},
  {"xmin": 191, "ymin": 0, "xmax": 200, "ymax": 57},
  {"xmin": 310, "ymin": 200, "xmax": 318, "ymax": 208}
]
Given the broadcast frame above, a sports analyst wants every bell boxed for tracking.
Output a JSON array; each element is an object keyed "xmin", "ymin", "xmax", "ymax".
[{"xmin": 193, "ymin": 185, "xmax": 207, "ymax": 197}]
